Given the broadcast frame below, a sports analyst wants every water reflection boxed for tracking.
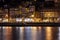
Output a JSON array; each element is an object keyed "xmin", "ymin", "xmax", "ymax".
[
  {"xmin": 31, "ymin": 27, "xmax": 37, "ymax": 40},
  {"xmin": 0, "ymin": 27, "xmax": 59, "ymax": 40},
  {"xmin": 58, "ymin": 27, "xmax": 60, "ymax": 40},
  {"xmin": 19, "ymin": 27, "xmax": 24, "ymax": 40},
  {"xmin": 37, "ymin": 27, "xmax": 41, "ymax": 40},
  {"xmin": 3, "ymin": 27, "xmax": 12, "ymax": 40},
  {"xmin": 46, "ymin": 27, "xmax": 52, "ymax": 40},
  {"xmin": 24, "ymin": 27, "xmax": 32, "ymax": 40}
]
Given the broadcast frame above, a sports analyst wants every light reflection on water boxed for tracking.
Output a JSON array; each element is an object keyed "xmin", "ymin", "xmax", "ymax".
[
  {"xmin": 46, "ymin": 27, "xmax": 52, "ymax": 40},
  {"xmin": 31, "ymin": 27, "xmax": 37, "ymax": 40},
  {"xmin": 3, "ymin": 27, "xmax": 12, "ymax": 40},
  {"xmin": 24, "ymin": 27, "xmax": 32, "ymax": 40},
  {"xmin": 19, "ymin": 27, "xmax": 24, "ymax": 40},
  {"xmin": 58, "ymin": 27, "xmax": 60, "ymax": 40},
  {"xmin": 0, "ymin": 27, "xmax": 59, "ymax": 40}
]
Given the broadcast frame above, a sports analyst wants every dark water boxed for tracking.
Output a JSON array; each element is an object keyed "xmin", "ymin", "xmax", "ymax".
[{"xmin": 0, "ymin": 27, "xmax": 59, "ymax": 40}]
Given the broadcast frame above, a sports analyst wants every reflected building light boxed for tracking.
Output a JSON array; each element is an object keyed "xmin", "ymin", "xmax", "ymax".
[
  {"xmin": 0, "ymin": 27, "xmax": 3, "ymax": 40},
  {"xmin": 38, "ymin": 27, "xmax": 41, "ymax": 30},
  {"xmin": 3, "ymin": 26, "xmax": 9, "ymax": 28},
  {"xmin": 3, "ymin": 27, "xmax": 5, "ymax": 40},
  {"xmin": 46, "ymin": 27, "xmax": 52, "ymax": 40},
  {"xmin": 24, "ymin": 27, "xmax": 32, "ymax": 40},
  {"xmin": 37, "ymin": 27, "xmax": 41, "ymax": 40},
  {"xmin": 19, "ymin": 27, "xmax": 24, "ymax": 40},
  {"xmin": 0, "ymin": 27, "xmax": 1, "ymax": 40},
  {"xmin": 3, "ymin": 27, "xmax": 12, "ymax": 40},
  {"xmin": 3, "ymin": 27, "xmax": 6, "ymax": 29},
  {"xmin": 31, "ymin": 27, "xmax": 37, "ymax": 40},
  {"xmin": 19, "ymin": 27, "xmax": 24, "ymax": 34},
  {"xmin": 58, "ymin": 27, "xmax": 60, "ymax": 40},
  {"xmin": 40, "ymin": 27, "xmax": 46, "ymax": 40},
  {"xmin": 16, "ymin": 27, "xmax": 20, "ymax": 40}
]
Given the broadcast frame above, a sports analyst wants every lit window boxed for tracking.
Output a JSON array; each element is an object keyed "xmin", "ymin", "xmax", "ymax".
[
  {"xmin": 43, "ymin": 19, "xmax": 49, "ymax": 22},
  {"xmin": 24, "ymin": 18, "xmax": 34, "ymax": 22},
  {"xmin": 44, "ymin": 12, "xmax": 55, "ymax": 17},
  {"xmin": 2, "ymin": 18, "xmax": 8, "ymax": 22},
  {"xmin": 16, "ymin": 18, "xmax": 22, "ymax": 22}
]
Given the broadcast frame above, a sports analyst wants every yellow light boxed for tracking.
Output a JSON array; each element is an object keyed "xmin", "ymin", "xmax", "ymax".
[
  {"xmin": 20, "ymin": 27, "xmax": 24, "ymax": 30},
  {"xmin": 5, "ymin": 26, "xmax": 12, "ymax": 29},
  {"xmin": 46, "ymin": 27, "xmax": 52, "ymax": 40},
  {"xmin": 44, "ymin": 12, "xmax": 54, "ymax": 17},
  {"xmin": 31, "ymin": 27, "xmax": 37, "ymax": 40},
  {"xmin": 20, "ymin": 27, "xmax": 24, "ymax": 40},
  {"xmin": 5, "ymin": 14, "xmax": 8, "ymax": 18},
  {"xmin": 26, "ymin": 8, "xmax": 29, "ymax": 12},
  {"xmin": 38, "ymin": 27, "xmax": 41, "ymax": 30},
  {"xmin": 32, "ymin": 27, "xmax": 37, "ymax": 30},
  {"xmin": 30, "ymin": 14, "xmax": 34, "ymax": 17},
  {"xmin": 46, "ymin": 27, "xmax": 51, "ymax": 32},
  {"xmin": 48, "ymin": 13, "xmax": 50, "ymax": 16},
  {"xmin": 36, "ymin": 18, "xmax": 40, "ymax": 22},
  {"xmin": 5, "ymin": 26, "xmax": 12, "ymax": 40}
]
